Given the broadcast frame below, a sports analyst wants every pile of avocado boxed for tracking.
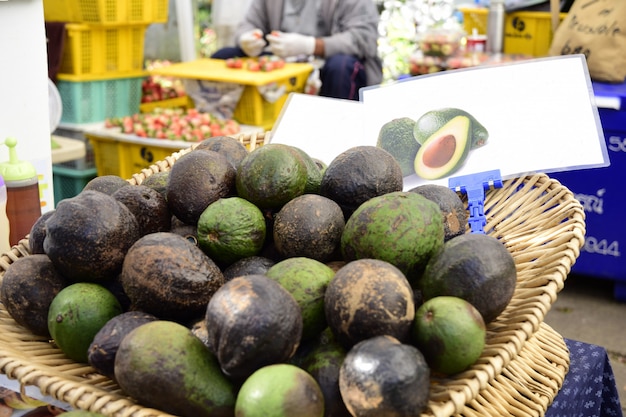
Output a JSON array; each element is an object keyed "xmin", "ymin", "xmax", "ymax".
[{"xmin": 0, "ymin": 136, "xmax": 517, "ymax": 417}]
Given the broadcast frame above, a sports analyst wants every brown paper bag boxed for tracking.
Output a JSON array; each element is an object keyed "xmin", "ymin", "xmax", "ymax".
[{"xmin": 548, "ymin": 0, "xmax": 626, "ymax": 83}]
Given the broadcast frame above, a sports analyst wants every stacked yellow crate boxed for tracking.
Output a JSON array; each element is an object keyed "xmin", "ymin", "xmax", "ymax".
[
  {"xmin": 44, "ymin": 0, "xmax": 169, "ymax": 199},
  {"xmin": 44, "ymin": 0, "xmax": 169, "ymax": 124}
]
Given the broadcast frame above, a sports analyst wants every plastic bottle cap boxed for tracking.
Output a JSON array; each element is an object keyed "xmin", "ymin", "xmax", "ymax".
[{"xmin": 0, "ymin": 137, "xmax": 38, "ymax": 181}]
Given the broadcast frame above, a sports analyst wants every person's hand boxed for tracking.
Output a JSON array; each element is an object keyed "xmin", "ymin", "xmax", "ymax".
[
  {"xmin": 266, "ymin": 31, "xmax": 315, "ymax": 58},
  {"xmin": 239, "ymin": 29, "xmax": 265, "ymax": 57}
]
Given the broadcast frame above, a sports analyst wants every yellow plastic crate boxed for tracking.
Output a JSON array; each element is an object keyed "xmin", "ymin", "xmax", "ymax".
[
  {"xmin": 460, "ymin": 8, "xmax": 567, "ymax": 57},
  {"xmin": 43, "ymin": 0, "xmax": 168, "ymax": 24},
  {"xmin": 87, "ymin": 131, "xmax": 191, "ymax": 179},
  {"xmin": 139, "ymin": 96, "xmax": 193, "ymax": 113},
  {"xmin": 149, "ymin": 59, "xmax": 314, "ymax": 130},
  {"xmin": 86, "ymin": 129, "xmax": 269, "ymax": 179},
  {"xmin": 59, "ymin": 24, "xmax": 148, "ymax": 78}
]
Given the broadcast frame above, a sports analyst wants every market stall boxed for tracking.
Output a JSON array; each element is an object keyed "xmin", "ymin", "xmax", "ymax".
[{"xmin": 1, "ymin": 1, "xmax": 625, "ymax": 416}]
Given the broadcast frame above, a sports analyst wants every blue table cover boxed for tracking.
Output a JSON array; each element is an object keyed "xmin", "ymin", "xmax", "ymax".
[{"xmin": 547, "ymin": 339, "xmax": 623, "ymax": 417}]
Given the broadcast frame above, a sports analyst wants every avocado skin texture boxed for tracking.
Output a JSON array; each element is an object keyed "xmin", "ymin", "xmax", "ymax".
[
  {"xmin": 114, "ymin": 320, "xmax": 236, "ymax": 417},
  {"xmin": 376, "ymin": 117, "xmax": 421, "ymax": 177}
]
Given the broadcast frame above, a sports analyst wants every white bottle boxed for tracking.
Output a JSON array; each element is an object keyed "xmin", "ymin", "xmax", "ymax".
[
  {"xmin": 0, "ymin": 174, "xmax": 11, "ymax": 254},
  {"xmin": 486, "ymin": 0, "xmax": 505, "ymax": 54}
]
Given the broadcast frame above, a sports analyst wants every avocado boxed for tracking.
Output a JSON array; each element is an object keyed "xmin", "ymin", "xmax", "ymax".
[
  {"xmin": 414, "ymin": 107, "xmax": 489, "ymax": 149},
  {"xmin": 205, "ymin": 274, "xmax": 303, "ymax": 381},
  {"xmin": 339, "ymin": 335, "xmax": 430, "ymax": 416},
  {"xmin": 419, "ymin": 233, "xmax": 517, "ymax": 323},
  {"xmin": 292, "ymin": 146, "xmax": 325, "ymax": 194},
  {"xmin": 194, "ymin": 135, "xmax": 249, "ymax": 170},
  {"xmin": 140, "ymin": 170, "xmax": 169, "ymax": 201},
  {"xmin": 266, "ymin": 257, "xmax": 336, "ymax": 341},
  {"xmin": 88, "ymin": 311, "xmax": 158, "ymax": 379},
  {"xmin": 82, "ymin": 175, "xmax": 130, "ymax": 195},
  {"xmin": 300, "ymin": 328, "xmax": 352, "ymax": 417},
  {"xmin": 120, "ymin": 232, "xmax": 224, "ymax": 323},
  {"xmin": 167, "ymin": 149, "xmax": 236, "ymax": 225},
  {"xmin": 412, "ymin": 296, "xmax": 486, "ymax": 375},
  {"xmin": 28, "ymin": 209, "xmax": 55, "ymax": 254},
  {"xmin": 114, "ymin": 320, "xmax": 237, "ymax": 417},
  {"xmin": 273, "ymin": 194, "xmax": 345, "ymax": 263},
  {"xmin": 197, "ymin": 196, "xmax": 267, "ymax": 266},
  {"xmin": 222, "ymin": 255, "xmax": 276, "ymax": 281},
  {"xmin": 236, "ymin": 143, "xmax": 308, "ymax": 210},
  {"xmin": 409, "ymin": 183, "xmax": 468, "ymax": 241},
  {"xmin": 376, "ymin": 117, "xmax": 420, "ymax": 176},
  {"xmin": 235, "ymin": 364, "xmax": 324, "ymax": 417},
  {"xmin": 320, "ymin": 146, "xmax": 403, "ymax": 219},
  {"xmin": 0, "ymin": 254, "xmax": 67, "ymax": 337},
  {"xmin": 43, "ymin": 190, "xmax": 140, "ymax": 283},
  {"xmin": 414, "ymin": 115, "xmax": 472, "ymax": 180},
  {"xmin": 340, "ymin": 191, "xmax": 444, "ymax": 285},
  {"xmin": 324, "ymin": 259, "xmax": 415, "ymax": 350},
  {"xmin": 112, "ymin": 185, "xmax": 171, "ymax": 236}
]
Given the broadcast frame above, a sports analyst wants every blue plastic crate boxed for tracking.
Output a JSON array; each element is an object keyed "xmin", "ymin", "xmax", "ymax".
[
  {"xmin": 551, "ymin": 80, "xmax": 626, "ymax": 301},
  {"xmin": 57, "ymin": 75, "xmax": 145, "ymax": 124}
]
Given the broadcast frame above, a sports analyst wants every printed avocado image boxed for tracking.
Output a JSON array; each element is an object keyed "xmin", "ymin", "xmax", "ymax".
[
  {"xmin": 414, "ymin": 107, "xmax": 489, "ymax": 149},
  {"xmin": 376, "ymin": 117, "xmax": 421, "ymax": 177},
  {"xmin": 413, "ymin": 108, "xmax": 489, "ymax": 180}
]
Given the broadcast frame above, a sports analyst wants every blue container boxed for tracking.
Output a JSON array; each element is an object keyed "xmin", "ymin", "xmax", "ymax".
[{"xmin": 551, "ymin": 80, "xmax": 626, "ymax": 301}]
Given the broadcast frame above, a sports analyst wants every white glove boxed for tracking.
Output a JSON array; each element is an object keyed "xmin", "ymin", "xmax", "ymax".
[
  {"xmin": 239, "ymin": 29, "xmax": 266, "ymax": 57},
  {"xmin": 266, "ymin": 31, "xmax": 315, "ymax": 58}
]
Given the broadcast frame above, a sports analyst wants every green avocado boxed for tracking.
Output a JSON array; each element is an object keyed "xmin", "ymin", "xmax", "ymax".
[
  {"xmin": 414, "ymin": 115, "xmax": 471, "ymax": 180},
  {"xmin": 376, "ymin": 117, "xmax": 420, "ymax": 176},
  {"xmin": 414, "ymin": 107, "xmax": 488, "ymax": 149}
]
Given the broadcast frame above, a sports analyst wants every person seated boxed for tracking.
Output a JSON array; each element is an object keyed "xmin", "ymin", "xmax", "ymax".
[{"xmin": 212, "ymin": 0, "xmax": 383, "ymax": 101}]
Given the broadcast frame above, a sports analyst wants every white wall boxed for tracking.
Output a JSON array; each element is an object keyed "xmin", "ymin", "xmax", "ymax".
[{"xmin": 0, "ymin": 0, "xmax": 54, "ymax": 211}]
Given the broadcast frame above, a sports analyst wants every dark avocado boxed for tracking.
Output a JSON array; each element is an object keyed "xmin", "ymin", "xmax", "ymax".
[
  {"xmin": 87, "ymin": 311, "xmax": 158, "ymax": 379},
  {"xmin": 324, "ymin": 259, "xmax": 415, "ymax": 350},
  {"xmin": 112, "ymin": 184, "xmax": 171, "ymax": 236},
  {"xmin": 205, "ymin": 274, "xmax": 303, "ymax": 381},
  {"xmin": 222, "ymin": 255, "xmax": 276, "ymax": 281},
  {"xmin": 339, "ymin": 335, "xmax": 430, "ymax": 416},
  {"xmin": 28, "ymin": 209, "xmax": 55, "ymax": 254},
  {"xmin": 43, "ymin": 190, "xmax": 140, "ymax": 283},
  {"xmin": 82, "ymin": 175, "xmax": 130, "ymax": 195},
  {"xmin": 166, "ymin": 149, "xmax": 236, "ymax": 225},
  {"xmin": 409, "ymin": 183, "xmax": 468, "ymax": 241},
  {"xmin": 320, "ymin": 146, "xmax": 403, "ymax": 219},
  {"xmin": 194, "ymin": 135, "xmax": 249, "ymax": 170},
  {"xmin": 0, "ymin": 254, "xmax": 67, "ymax": 337},
  {"xmin": 273, "ymin": 194, "xmax": 345, "ymax": 263},
  {"xmin": 120, "ymin": 232, "xmax": 224, "ymax": 323}
]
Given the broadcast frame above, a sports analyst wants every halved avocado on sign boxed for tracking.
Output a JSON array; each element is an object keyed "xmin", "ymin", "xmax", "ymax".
[
  {"xmin": 414, "ymin": 115, "xmax": 471, "ymax": 180},
  {"xmin": 414, "ymin": 107, "xmax": 488, "ymax": 149}
]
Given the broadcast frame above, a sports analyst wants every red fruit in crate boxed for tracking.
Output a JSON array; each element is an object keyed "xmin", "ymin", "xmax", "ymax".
[{"xmin": 247, "ymin": 61, "xmax": 261, "ymax": 72}]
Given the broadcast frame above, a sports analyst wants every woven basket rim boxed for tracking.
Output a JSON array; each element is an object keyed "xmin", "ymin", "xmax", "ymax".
[{"xmin": 0, "ymin": 134, "xmax": 584, "ymax": 417}]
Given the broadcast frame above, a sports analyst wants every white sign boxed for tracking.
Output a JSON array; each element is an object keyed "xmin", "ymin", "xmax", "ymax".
[{"xmin": 271, "ymin": 55, "xmax": 609, "ymax": 191}]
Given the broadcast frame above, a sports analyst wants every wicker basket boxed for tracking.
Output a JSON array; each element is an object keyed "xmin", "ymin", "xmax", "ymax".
[{"xmin": 0, "ymin": 134, "xmax": 584, "ymax": 417}]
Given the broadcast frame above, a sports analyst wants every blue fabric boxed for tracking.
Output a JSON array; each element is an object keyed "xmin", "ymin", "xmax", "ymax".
[{"xmin": 546, "ymin": 339, "xmax": 623, "ymax": 417}]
